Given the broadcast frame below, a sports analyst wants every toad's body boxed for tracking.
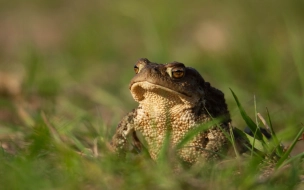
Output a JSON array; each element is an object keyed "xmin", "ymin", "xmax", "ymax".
[{"xmin": 111, "ymin": 58, "xmax": 231, "ymax": 163}]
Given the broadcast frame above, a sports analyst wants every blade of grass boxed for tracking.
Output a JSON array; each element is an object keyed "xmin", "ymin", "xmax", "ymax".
[
  {"xmin": 176, "ymin": 118, "xmax": 222, "ymax": 150},
  {"xmin": 157, "ymin": 129, "xmax": 171, "ymax": 163},
  {"xmin": 232, "ymin": 127, "xmax": 265, "ymax": 153},
  {"xmin": 280, "ymin": 152, "xmax": 304, "ymax": 167},
  {"xmin": 41, "ymin": 112, "xmax": 63, "ymax": 143},
  {"xmin": 257, "ymin": 113, "xmax": 270, "ymax": 131},
  {"xmin": 14, "ymin": 101, "xmax": 35, "ymax": 128},
  {"xmin": 251, "ymin": 94, "xmax": 259, "ymax": 156},
  {"xmin": 203, "ymin": 106, "xmax": 234, "ymax": 145},
  {"xmin": 157, "ymin": 109, "xmax": 172, "ymax": 164},
  {"xmin": 230, "ymin": 89, "xmax": 264, "ymax": 141},
  {"xmin": 69, "ymin": 135, "xmax": 94, "ymax": 157},
  {"xmin": 265, "ymin": 108, "xmax": 284, "ymax": 156},
  {"xmin": 229, "ymin": 126, "xmax": 240, "ymax": 158},
  {"xmin": 276, "ymin": 127, "xmax": 304, "ymax": 168}
]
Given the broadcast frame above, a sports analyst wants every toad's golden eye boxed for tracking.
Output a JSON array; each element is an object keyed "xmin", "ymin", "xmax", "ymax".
[
  {"xmin": 134, "ymin": 65, "xmax": 139, "ymax": 74},
  {"xmin": 172, "ymin": 68, "xmax": 185, "ymax": 78}
]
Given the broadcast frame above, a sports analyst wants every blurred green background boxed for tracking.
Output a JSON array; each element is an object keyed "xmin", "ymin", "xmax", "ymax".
[
  {"xmin": 1, "ymin": 0, "xmax": 304, "ymax": 144},
  {"xmin": 0, "ymin": 0, "xmax": 304, "ymax": 188}
]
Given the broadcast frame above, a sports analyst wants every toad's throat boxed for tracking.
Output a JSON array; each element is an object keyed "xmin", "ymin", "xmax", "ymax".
[{"xmin": 130, "ymin": 81, "xmax": 190, "ymax": 103}]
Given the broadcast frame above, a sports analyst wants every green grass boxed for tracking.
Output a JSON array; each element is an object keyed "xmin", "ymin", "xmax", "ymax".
[{"xmin": 0, "ymin": 0, "xmax": 304, "ymax": 189}]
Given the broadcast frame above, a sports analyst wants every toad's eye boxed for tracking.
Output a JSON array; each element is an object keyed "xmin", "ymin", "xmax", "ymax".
[
  {"xmin": 172, "ymin": 68, "xmax": 185, "ymax": 78},
  {"xmin": 134, "ymin": 65, "xmax": 139, "ymax": 74}
]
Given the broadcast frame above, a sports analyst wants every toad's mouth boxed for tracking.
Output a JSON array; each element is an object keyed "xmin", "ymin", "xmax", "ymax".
[{"xmin": 130, "ymin": 81, "xmax": 191, "ymax": 103}]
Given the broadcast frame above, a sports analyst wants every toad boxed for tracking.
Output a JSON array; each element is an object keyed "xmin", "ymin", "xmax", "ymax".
[{"xmin": 111, "ymin": 58, "xmax": 232, "ymax": 164}]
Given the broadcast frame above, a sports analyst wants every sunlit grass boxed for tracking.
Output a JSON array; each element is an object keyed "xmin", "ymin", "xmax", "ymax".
[{"xmin": 1, "ymin": 87, "xmax": 303, "ymax": 189}]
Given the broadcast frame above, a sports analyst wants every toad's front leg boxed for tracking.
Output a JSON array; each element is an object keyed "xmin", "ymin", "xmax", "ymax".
[{"xmin": 111, "ymin": 109, "xmax": 142, "ymax": 157}]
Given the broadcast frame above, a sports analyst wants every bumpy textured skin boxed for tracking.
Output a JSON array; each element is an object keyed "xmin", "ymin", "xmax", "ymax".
[{"xmin": 111, "ymin": 58, "xmax": 232, "ymax": 164}]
